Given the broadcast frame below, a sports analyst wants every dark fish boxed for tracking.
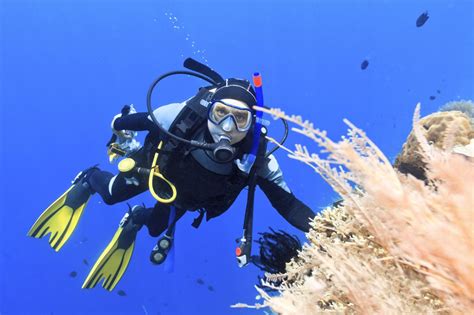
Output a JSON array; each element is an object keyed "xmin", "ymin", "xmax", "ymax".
[
  {"xmin": 196, "ymin": 278, "xmax": 205, "ymax": 285},
  {"xmin": 437, "ymin": 89, "xmax": 441, "ymax": 94},
  {"xmin": 360, "ymin": 60, "xmax": 369, "ymax": 70},
  {"xmin": 117, "ymin": 290, "xmax": 127, "ymax": 296},
  {"xmin": 207, "ymin": 285, "xmax": 214, "ymax": 292},
  {"xmin": 83, "ymin": 259, "xmax": 89, "ymax": 266},
  {"xmin": 416, "ymin": 11, "xmax": 429, "ymax": 27},
  {"xmin": 430, "ymin": 95, "xmax": 436, "ymax": 100},
  {"xmin": 69, "ymin": 271, "xmax": 77, "ymax": 278}
]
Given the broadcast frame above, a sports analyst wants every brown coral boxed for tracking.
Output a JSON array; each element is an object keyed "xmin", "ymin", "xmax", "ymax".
[{"xmin": 394, "ymin": 109, "xmax": 474, "ymax": 180}]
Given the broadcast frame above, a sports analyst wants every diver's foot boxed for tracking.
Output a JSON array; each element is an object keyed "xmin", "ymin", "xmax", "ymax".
[
  {"xmin": 128, "ymin": 205, "xmax": 151, "ymax": 227},
  {"xmin": 71, "ymin": 165, "xmax": 99, "ymax": 186}
]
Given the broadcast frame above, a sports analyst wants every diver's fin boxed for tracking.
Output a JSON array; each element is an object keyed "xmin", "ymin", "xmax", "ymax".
[
  {"xmin": 27, "ymin": 180, "xmax": 91, "ymax": 251},
  {"xmin": 82, "ymin": 212, "xmax": 140, "ymax": 291}
]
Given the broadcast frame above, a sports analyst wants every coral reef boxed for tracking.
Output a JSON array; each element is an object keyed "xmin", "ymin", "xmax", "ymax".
[
  {"xmin": 394, "ymin": 102, "xmax": 474, "ymax": 180},
  {"xmin": 234, "ymin": 104, "xmax": 474, "ymax": 314}
]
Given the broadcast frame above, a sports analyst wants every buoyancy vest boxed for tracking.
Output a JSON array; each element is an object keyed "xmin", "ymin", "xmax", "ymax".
[{"xmin": 152, "ymin": 87, "xmax": 262, "ymax": 221}]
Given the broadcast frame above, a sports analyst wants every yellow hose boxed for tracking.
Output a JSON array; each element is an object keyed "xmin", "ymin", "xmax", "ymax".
[{"xmin": 148, "ymin": 141, "xmax": 177, "ymax": 203}]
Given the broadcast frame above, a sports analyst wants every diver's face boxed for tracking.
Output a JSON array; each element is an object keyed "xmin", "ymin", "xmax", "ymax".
[{"xmin": 207, "ymin": 98, "xmax": 252, "ymax": 145}]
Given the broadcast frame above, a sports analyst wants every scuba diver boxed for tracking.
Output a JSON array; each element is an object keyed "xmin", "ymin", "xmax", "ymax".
[{"xmin": 28, "ymin": 58, "xmax": 316, "ymax": 291}]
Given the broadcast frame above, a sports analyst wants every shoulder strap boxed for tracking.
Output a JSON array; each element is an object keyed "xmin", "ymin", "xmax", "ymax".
[{"xmin": 158, "ymin": 88, "xmax": 213, "ymax": 166}]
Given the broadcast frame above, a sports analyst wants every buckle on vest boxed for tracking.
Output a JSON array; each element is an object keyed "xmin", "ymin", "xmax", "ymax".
[{"xmin": 191, "ymin": 209, "xmax": 206, "ymax": 228}]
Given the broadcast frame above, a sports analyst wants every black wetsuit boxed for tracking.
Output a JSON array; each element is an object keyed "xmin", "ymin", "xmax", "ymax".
[{"xmin": 85, "ymin": 107, "xmax": 315, "ymax": 236}]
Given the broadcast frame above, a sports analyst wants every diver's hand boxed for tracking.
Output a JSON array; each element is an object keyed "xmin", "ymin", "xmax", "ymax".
[
  {"xmin": 120, "ymin": 104, "xmax": 137, "ymax": 116},
  {"xmin": 111, "ymin": 104, "xmax": 137, "ymax": 139}
]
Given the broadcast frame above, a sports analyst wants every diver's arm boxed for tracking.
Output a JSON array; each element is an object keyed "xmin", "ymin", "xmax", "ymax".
[
  {"xmin": 114, "ymin": 102, "xmax": 187, "ymax": 133},
  {"xmin": 113, "ymin": 112, "xmax": 159, "ymax": 133},
  {"xmin": 257, "ymin": 155, "xmax": 316, "ymax": 232}
]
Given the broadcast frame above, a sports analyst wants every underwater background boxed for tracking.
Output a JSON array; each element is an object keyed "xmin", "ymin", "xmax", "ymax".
[{"xmin": 1, "ymin": 0, "xmax": 473, "ymax": 314}]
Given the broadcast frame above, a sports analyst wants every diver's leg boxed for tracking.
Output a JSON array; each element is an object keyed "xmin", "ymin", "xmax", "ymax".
[
  {"xmin": 28, "ymin": 166, "xmax": 147, "ymax": 251},
  {"xmin": 147, "ymin": 205, "xmax": 187, "ymax": 265},
  {"xmin": 146, "ymin": 204, "xmax": 187, "ymax": 237},
  {"xmin": 114, "ymin": 203, "xmax": 186, "ymax": 237},
  {"xmin": 83, "ymin": 204, "xmax": 186, "ymax": 290},
  {"xmin": 86, "ymin": 169, "xmax": 148, "ymax": 205}
]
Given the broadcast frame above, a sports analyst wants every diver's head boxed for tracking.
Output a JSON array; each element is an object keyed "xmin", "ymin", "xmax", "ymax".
[{"xmin": 207, "ymin": 78, "xmax": 257, "ymax": 146}]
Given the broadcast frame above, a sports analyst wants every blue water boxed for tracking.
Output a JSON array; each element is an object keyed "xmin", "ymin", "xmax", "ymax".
[{"xmin": 1, "ymin": 0, "xmax": 473, "ymax": 314}]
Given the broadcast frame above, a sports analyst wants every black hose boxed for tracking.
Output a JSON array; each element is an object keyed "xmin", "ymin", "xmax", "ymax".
[
  {"xmin": 266, "ymin": 117, "xmax": 288, "ymax": 158},
  {"xmin": 146, "ymin": 69, "xmax": 289, "ymax": 155},
  {"xmin": 146, "ymin": 70, "xmax": 218, "ymax": 151}
]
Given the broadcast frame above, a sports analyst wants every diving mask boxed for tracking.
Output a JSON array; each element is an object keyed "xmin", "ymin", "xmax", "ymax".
[{"xmin": 208, "ymin": 100, "xmax": 253, "ymax": 132}]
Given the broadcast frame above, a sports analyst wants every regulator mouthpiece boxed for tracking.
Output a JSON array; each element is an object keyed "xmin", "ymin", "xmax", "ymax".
[{"xmin": 213, "ymin": 138, "xmax": 236, "ymax": 163}]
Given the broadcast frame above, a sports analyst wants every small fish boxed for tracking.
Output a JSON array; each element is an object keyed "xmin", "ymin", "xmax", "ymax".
[
  {"xmin": 83, "ymin": 259, "xmax": 89, "ymax": 266},
  {"xmin": 207, "ymin": 285, "xmax": 214, "ymax": 292},
  {"xmin": 196, "ymin": 278, "xmax": 205, "ymax": 285},
  {"xmin": 117, "ymin": 289, "xmax": 127, "ymax": 296},
  {"xmin": 360, "ymin": 60, "xmax": 369, "ymax": 70},
  {"xmin": 430, "ymin": 95, "xmax": 436, "ymax": 100},
  {"xmin": 416, "ymin": 11, "xmax": 429, "ymax": 27},
  {"xmin": 69, "ymin": 271, "xmax": 77, "ymax": 278},
  {"xmin": 437, "ymin": 89, "xmax": 441, "ymax": 94}
]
